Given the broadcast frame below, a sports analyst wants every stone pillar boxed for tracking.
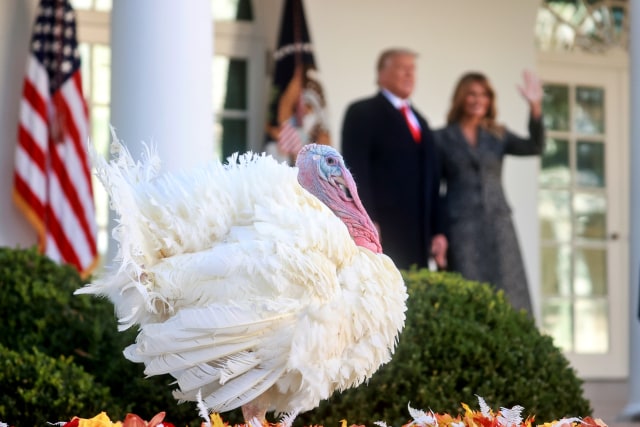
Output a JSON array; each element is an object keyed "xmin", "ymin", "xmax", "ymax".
[
  {"xmin": 107, "ymin": 0, "xmax": 213, "ymax": 262},
  {"xmin": 620, "ymin": 0, "xmax": 640, "ymax": 420}
]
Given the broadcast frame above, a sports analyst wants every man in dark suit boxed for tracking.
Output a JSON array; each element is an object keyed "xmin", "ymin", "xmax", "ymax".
[{"xmin": 341, "ymin": 48, "xmax": 447, "ymax": 270}]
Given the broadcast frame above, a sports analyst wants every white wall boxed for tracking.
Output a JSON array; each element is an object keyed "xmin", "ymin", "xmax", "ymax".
[{"xmin": 0, "ymin": 0, "xmax": 541, "ymax": 314}]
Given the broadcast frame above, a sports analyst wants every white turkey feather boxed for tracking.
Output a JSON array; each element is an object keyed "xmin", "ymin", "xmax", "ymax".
[
  {"xmin": 201, "ymin": 366, "xmax": 287, "ymax": 412},
  {"xmin": 132, "ymin": 304, "xmax": 296, "ymax": 347},
  {"xmin": 175, "ymin": 363, "xmax": 225, "ymax": 391},
  {"xmin": 76, "ymin": 141, "xmax": 407, "ymax": 420},
  {"xmin": 218, "ymin": 354, "xmax": 263, "ymax": 384}
]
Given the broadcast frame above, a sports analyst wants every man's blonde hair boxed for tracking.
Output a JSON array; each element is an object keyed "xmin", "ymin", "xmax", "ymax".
[{"xmin": 376, "ymin": 48, "xmax": 417, "ymax": 73}]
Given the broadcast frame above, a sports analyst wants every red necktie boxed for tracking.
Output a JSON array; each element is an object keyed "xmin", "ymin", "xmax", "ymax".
[{"xmin": 400, "ymin": 104, "xmax": 421, "ymax": 143}]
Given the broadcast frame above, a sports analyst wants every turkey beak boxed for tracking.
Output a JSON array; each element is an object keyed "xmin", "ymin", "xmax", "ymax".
[{"xmin": 333, "ymin": 175, "xmax": 354, "ymax": 201}]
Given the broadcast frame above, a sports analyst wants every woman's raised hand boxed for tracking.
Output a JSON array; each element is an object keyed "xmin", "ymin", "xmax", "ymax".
[{"xmin": 517, "ymin": 69, "xmax": 543, "ymax": 118}]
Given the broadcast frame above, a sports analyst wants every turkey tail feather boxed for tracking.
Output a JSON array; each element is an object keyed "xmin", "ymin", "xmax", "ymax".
[{"xmin": 202, "ymin": 365, "xmax": 287, "ymax": 413}]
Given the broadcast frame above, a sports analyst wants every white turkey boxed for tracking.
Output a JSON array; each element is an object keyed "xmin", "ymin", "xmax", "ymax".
[{"xmin": 75, "ymin": 140, "xmax": 407, "ymax": 423}]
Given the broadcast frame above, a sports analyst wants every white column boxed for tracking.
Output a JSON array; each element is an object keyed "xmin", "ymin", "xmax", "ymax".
[
  {"xmin": 107, "ymin": 0, "xmax": 213, "ymax": 263},
  {"xmin": 110, "ymin": 0, "xmax": 214, "ymax": 170},
  {"xmin": 621, "ymin": 0, "xmax": 640, "ymax": 420}
]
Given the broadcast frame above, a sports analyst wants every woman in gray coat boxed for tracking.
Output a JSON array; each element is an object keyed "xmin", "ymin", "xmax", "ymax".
[{"xmin": 434, "ymin": 71, "xmax": 544, "ymax": 313}]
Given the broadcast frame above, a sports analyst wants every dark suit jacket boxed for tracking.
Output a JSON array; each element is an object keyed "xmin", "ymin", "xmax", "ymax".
[{"xmin": 341, "ymin": 92, "xmax": 444, "ymax": 270}]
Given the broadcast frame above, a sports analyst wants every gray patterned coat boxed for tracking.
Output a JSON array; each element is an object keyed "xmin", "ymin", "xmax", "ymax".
[{"xmin": 433, "ymin": 117, "xmax": 544, "ymax": 312}]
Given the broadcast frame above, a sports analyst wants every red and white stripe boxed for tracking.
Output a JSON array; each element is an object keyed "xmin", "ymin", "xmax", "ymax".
[
  {"xmin": 277, "ymin": 120, "xmax": 303, "ymax": 156},
  {"xmin": 13, "ymin": 54, "xmax": 98, "ymax": 276}
]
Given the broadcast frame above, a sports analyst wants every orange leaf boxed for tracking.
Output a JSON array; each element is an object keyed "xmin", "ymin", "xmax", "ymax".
[{"xmin": 122, "ymin": 414, "xmax": 146, "ymax": 427}]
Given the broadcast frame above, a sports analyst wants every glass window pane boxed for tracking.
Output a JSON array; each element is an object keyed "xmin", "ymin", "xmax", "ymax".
[
  {"xmin": 541, "ymin": 244, "xmax": 572, "ymax": 297},
  {"xmin": 536, "ymin": 1, "xmax": 627, "ymax": 52},
  {"xmin": 575, "ymin": 86, "xmax": 605, "ymax": 134},
  {"xmin": 91, "ymin": 105, "xmax": 110, "ymax": 156},
  {"xmin": 574, "ymin": 248, "xmax": 607, "ymax": 297},
  {"xmin": 92, "ymin": 45, "xmax": 111, "ymax": 104},
  {"xmin": 217, "ymin": 118, "xmax": 247, "ymax": 160},
  {"xmin": 574, "ymin": 298, "xmax": 608, "ymax": 353},
  {"xmin": 574, "ymin": 192, "xmax": 606, "ymax": 239},
  {"xmin": 539, "ymin": 189, "xmax": 571, "ymax": 241},
  {"xmin": 542, "ymin": 84, "xmax": 570, "ymax": 131},
  {"xmin": 540, "ymin": 138, "xmax": 570, "ymax": 187},
  {"xmin": 212, "ymin": 0, "xmax": 253, "ymax": 21},
  {"xmin": 93, "ymin": 174, "xmax": 109, "ymax": 255},
  {"xmin": 542, "ymin": 300, "xmax": 573, "ymax": 352},
  {"xmin": 91, "ymin": 105, "xmax": 110, "ymax": 256},
  {"xmin": 213, "ymin": 57, "xmax": 248, "ymax": 112},
  {"xmin": 577, "ymin": 141, "xmax": 605, "ymax": 187},
  {"xmin": 78, "ymin": 43, "xmax": 91, "ymax": 97},
  {"xmin": 225, "ymin": 60, "xmax": 247, "ymax": 110},
  {"xmin": 612, "ymin": 6, "xmax": 625, "ymax": 35}
]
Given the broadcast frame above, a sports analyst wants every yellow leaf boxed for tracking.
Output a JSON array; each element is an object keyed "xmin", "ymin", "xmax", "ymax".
[
  {"xmin": 210, "ymin": 412, "xmax": 226, "ymax": 427},
  {"xmin": 78, "ymin": 412, "xmax": 122, "ymax": 427},
  {"xmin": 461, "ymin": 403, "xmax": 473, "ymax": 416}
]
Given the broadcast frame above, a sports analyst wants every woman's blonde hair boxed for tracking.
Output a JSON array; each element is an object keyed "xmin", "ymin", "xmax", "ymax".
[{"xmin": 446, "ymin": 72, "xmax": 504, "ymax": 137}]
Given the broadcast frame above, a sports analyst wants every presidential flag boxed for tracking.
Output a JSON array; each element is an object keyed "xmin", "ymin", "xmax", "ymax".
[
  {"xmin": 13, "ymin": 0, "xmax": 98, "ymax": 277},
  {"xmin": 265, "ymin": 0, "xmax": 331, "ymax": 164}
]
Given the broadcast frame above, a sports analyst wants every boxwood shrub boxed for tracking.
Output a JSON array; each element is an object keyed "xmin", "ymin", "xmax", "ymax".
[
  {"xmin": 297, "ymin": 268, "xmax": 592, "ymax": 426},
  {"xmin": 0, "ymin": 344, "xmax": 111, "ymax": 424},
  {"xmin": 0, "ymin": 246, "xmax": 202, "ymax": 425},
  {"xmin": 1, "ymin": 247, "xmax": 591, "ymax": 425}
]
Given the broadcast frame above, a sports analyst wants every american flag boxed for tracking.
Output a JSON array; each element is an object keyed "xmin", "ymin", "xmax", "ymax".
[
  {"xmin": 277, "ymin": 120, "xmax": 303, "ymax": 155},
  {"xmin": 13, "ymin": 0, "xmax": 98, "ymax": 276}
]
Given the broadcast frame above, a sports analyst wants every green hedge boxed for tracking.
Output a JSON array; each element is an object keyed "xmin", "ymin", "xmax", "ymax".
[
  {"xmin": 0, "ymin": 246, "xmax": 202, "ymax": 425},
  {"xmin": 0, "ymin": 344, "xmax": 111, "ymax": 424},
  {"xmin": 0, "ymin": 247, "xmax": 590, "ymax": 426},
  {"xmin": 296, "ymin": 269, "xmax": 591, "ymax": 426}
]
